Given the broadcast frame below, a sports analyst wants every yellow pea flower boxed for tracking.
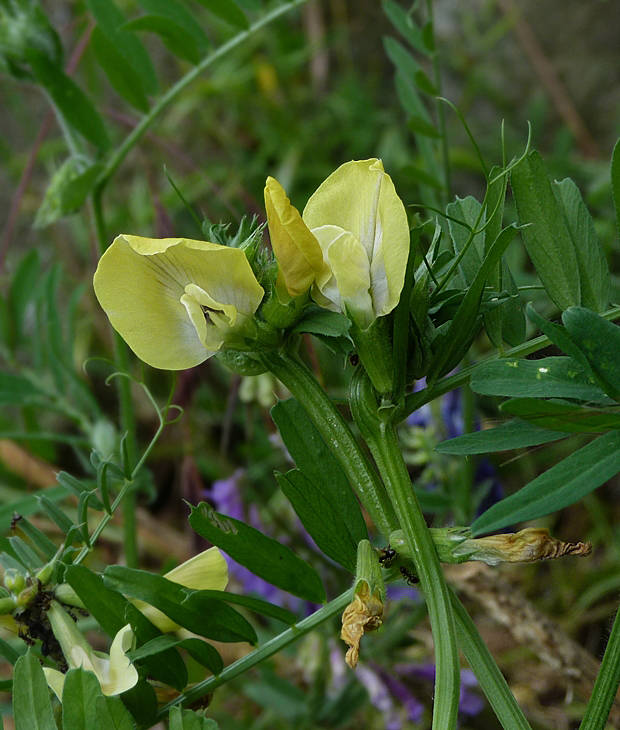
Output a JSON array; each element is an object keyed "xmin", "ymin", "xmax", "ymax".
[
  {"xmin": 94, "ymin": 235, "xmax": 265, "ymax": 370},
  {"xmin": 43, "ymin": 601, "xmax": 138, "ymax": 698},
  {"xmin": 133, "ymin": 546, "xmax": 229, "ymax": 633},
  {"xmin": 303, "ymin": 159, "xmax": 409, "ymax": 329}
]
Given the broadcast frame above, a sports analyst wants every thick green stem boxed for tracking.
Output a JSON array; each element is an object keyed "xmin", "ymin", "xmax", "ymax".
[
  {"xmin": 259, "ymin": 350, "xmax": 398, "ymax": 539},
  {"xmin": 154, "ymin": 588, "xmax": 352, "ymax": 721},
  {"xmin": 350, "ymin": 369, "xmax": 459, "ymax": 729}
]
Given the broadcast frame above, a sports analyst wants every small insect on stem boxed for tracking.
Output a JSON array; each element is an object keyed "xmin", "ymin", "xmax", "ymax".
[
  {"xmin": 379, "ymin": 546, "xmax": 397, "ymax": 567},
  {"xmin": 349, "ymin": 353, "xmax": 360, "ymax": 367},
  {"xmin": 400, "ymin": 566, "xmax": 419, "ymax": 586}
]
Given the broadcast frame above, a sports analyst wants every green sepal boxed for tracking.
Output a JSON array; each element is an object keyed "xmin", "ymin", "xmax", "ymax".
[{"xmin": 349, "ymin": 316, "xmax": 394, "ymax": 395}]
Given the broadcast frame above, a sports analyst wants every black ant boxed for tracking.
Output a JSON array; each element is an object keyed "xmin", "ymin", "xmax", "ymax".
[
  {"xmin": 10, "ymin": 513, "xmax": 22, "ymax": 531},
  {"xmin": 379, "ymin": 545, "xmax": 397, "ymax": 567},
  {"xmin": 400, "ymin": 566, "xmax": 419, "ymax": 586}
]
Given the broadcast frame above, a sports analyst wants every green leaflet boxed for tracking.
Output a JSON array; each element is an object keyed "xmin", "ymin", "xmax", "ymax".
[
  {"xmin": 436, "ymin": 418, "xmax": 567, "ymax": 454},
  {"xmin": 62, "ymin": 668, "xmax": 102, "ymax": 730},
  {"xmin": 12, "ymin": 650, "xmax": 57, "ymax": 730},
  {"xmin": 104, "ymin": 565, "xmax": 259, "ymax": 643},
  {"xmin": 472, "ymin": 430, "xmax": 620, "ymax": 535},
  {"xmin": 188, "ymin": 503, "xmax": 326, "ymax": 604},
  {"xmin": 510, "ymin": 150, "xmax": 580, "ymax": 310},
  {"xmin": 553, "ymin": 178, "xmax": 610, "ymax": 312},
  {"xmin": 562, "ymin": 307, "xmax": 620, "ymax": 402},
  {"xmin": 470, "ymin": 356, "xmax": 609, "ymax": 402}
]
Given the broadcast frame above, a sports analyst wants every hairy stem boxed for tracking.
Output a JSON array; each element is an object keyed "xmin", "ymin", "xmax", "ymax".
[
  {"xmin": 350, "ymin": 369, "xmax": 459, "ymax": 729},
  {"xmin": 260, "ymin": 350, "xmax": 398, "ymax": 539}
]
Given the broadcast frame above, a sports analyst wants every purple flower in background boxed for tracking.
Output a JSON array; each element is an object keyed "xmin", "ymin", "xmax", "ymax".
[
  {"xmin": 459, "ymin": 669, "xmax": 485, "ymax": 717},
  {"xmin": 209, "ymin": 470, "xmax": 310, "ymax": 614},
  {"xmin": 356, "ymin": 665, "xmax": 403, "ymax": 730},
  {"xmin": 394, "ymin": 662, "xmax": 485, "ymax": 719}
]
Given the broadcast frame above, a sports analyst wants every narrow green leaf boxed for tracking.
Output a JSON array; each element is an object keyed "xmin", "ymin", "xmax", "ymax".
[
  {"xmin": 62, "ymin": 668, "xmax": 102, "ymax": 730},
  {"xmin": 470, "ymin": 356, "xmax": 609, "ymax": 402},
  {"xmin": 447, "ymin": 195, "xmax": 484, "ymax": 286},
  {"xmin": 9, "ymin": 250, "xmax": 39, "ymax": 336},
  {"xmin": 189, "ymin": 503, "xmax": 326, "ymax": 604},
  {"xmin": 95, "ymin": 694, "xmax": 135, "ymax": 730},
  {"xmin": 87, "ymin": 0, "xmax": 158, "ymax": 94},
  {"xmin": 383, "ymin": 36, "xmax": 420, "ymax": 81},
  {"xmin": 8, "ymin": 536, "xmax": 43, "ymax": 571},
  {"xmin": 194, "ymin": 0, "xmax": 248, "ymax": 28},
  {"xmin": 500, "ymin": 399, "xmax": 620, "ymax": 433},
  {"xmin": 92, "ymin": 28, "xmax": 149, "ymax": 112},
  {"xmin": 137, "ymin": 0, "xmax": 209, "ymax": 48},
  {"xmin": 382, "ymin": 2, "xmax": 426, "ymax": 52},
  {"xmin": 35, "ymin": 159, "xmax": 104, "ymax": 228},
  {"xmin": 510, "ymin": 150, "xmax": 580, "ymax": 310},
  {"xmin": 270, "ymin": 399, "xmax": 368, "ymax": 550},
  {"xmin": 38, "ymin": 495, "xmax": 74, "ymax": 534},
  {"xmin": 451, "ymin": 591, "xmax": 532, "ymax": 730},
  {"xmin": 484, "ymin": 165, "xmax": 525, "ymax": 347},
  {"xmin": 12, "ymin": 650, "xmax": 57, "ymax": 730},
  {"xmin": 13, "ymin": 516, "xmax": 57, "ymax": 560},
  {"xmin": 400, "ymin": 163, "xmax": 444, "ymax": 190},
  {"xmin": 611, "ymin": 138, "xmax": 620, "ymax": 236},
  {"xmin": 526, "ymin": 303, "xmax": 593, "ymax": 373},
  {"xmin": 553, "ymin": 178, "xmax": 609, "ymax": 312},
  {"xmin": 562, "ymin": 307, "xmax": 620, "ymax": 402},
  {"xmin": 579, "ymin": 605, "xmax": 620, "ymax": 730},
  {"xmin": 472, "ymin": 430, "xmax": 620, "ymax": 535},
  {"xmin": 104, "ymin": 565, "xmax": 259, "ymax": 643},
  {"xmin": 28, "ymin": 54, "xmax": 109, "ymax": 151},
  {"xmin": 0, "ymin": 373, "xmax": 47, "ymax": 405},
  {"xmin": 0, "ymin": 486, "xmax": 68, "ymax": 534},
  {"xmin": 0, "ymin": 636, "xmax": 21, "ymax": 664},
  {"xmin": 407, "ymin": 114, "xmax": 441, "ymax": 138},
  {"xmin": 184, "ymin": 589, "xmax": 295, "ymax": 625},
  {"xmin": 436, "ymin": 418, "xmax": 567, "ymax": 454},
  {"xmin": 123, "ymin": 15, "xmax": 201, "ymax": 64},
  {"xmin": 276, "ymin": 469, "xmax": 359, "ymax": 572},
  {"xmin": 129, "ymin": 635, "xmax": 222, "ymax": 676}
]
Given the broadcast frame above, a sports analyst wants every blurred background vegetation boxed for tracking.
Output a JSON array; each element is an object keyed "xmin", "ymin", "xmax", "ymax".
[{"xmin": 1, "ymin": 0, "xmax": 619, "ymax": 727}]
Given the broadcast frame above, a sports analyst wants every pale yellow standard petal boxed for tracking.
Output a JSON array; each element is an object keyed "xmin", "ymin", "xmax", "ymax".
[
  {"xmin": 134, "ymin": 546, "xmax": 228, "ymax": 633},
  {"xmin": 94, "ymin": 235, "xmax": 264, "ymax": 370},
  {"xmin": 264, "ymin": 176, "xmax": 325, "ymax": 297},
  {"xmin": 303, "ymin": 159, "xmax": 409, "ymax": 318}
]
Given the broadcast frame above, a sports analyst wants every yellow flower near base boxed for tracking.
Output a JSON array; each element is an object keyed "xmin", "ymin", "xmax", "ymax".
[{"xmin": 94, "ymin": 235, "xmax": 264, "ymax": 370}]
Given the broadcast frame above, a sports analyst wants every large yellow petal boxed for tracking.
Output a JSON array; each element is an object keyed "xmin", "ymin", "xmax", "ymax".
[
  {"xmin": 94, "ymin": 235, "xmax": 264, "ymax": 370},
  {"xmin": 264, "ymin": 177, "xmax": 325, "ymax": 297},
  {"xmin": 302, "ymin": 159, "xmax": 409, "ymax": 317}
]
